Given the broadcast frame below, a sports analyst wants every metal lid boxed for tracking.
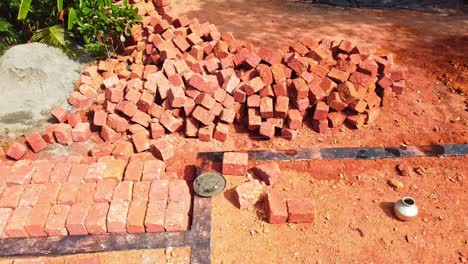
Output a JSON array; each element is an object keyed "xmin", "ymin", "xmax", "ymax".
[{"xmin": 193, "ymin": 172, "xmax": 226, "ymax": 197}]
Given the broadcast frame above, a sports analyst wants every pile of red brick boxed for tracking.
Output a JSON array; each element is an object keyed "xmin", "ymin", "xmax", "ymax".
[
  {"xmin": 224, "ymin": 152, "xmax": 314, "ymax": 224},
  {"xmin": 0, "ymin": 156, "xmax": 191, "ymax": 238},
  {"xmin": 1, "ymin": 0, "xmax": 406, "ymax": 162}
]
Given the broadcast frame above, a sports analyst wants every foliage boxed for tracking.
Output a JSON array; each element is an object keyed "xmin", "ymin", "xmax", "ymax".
[
  {"xmin": 84, "ymin": 42, "xmax": 107, "ymax": 57},
  {"xmin": 0, "ymin": 18, "xmax": 22, "ymax": 54},
  {"xmin": 71, "ymin": 0, "xmax": 141, "ymax": 56},
  {"xmin": 0, "ymin": 0, "xmax": 141, "ymax": 58},
  {"xmin": 32, "ymin": 25, "xmax": 74, "ymax": 56}
]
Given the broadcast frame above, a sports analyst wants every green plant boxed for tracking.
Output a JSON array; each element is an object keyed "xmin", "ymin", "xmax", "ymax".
[
  {"xmin": 84, "ymin": 42, "xmax": 107, "ymax": 57},
  {"xmin": 0, "ymin": 18, "xmax": 22, "ymax": 54},
  {"xmin": 71, "ymin": 0, "xmax": 141, "ymax": 56}
]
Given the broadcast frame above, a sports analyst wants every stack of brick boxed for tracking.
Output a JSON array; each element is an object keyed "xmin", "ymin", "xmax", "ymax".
[
  {"xmin": 0, "ymin": 0, "xmax": 407, "ymax": 161},
  {"xmin": 69, "ymin": 0, "xmax": 406, "ymax": 141},
  {"xmin": 0, "ymin": 157, "xmax": 192, "ymax": 238}
]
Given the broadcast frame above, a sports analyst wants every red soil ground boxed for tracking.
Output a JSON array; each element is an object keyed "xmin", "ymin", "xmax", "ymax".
[{"xmin": 1, "ymin": 0, "xmax": 467, "ymax": 263}]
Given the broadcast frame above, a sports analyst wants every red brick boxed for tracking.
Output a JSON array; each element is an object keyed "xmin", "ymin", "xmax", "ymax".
[
  {"xmin": 195, "ymin": 93, "xmax": 216, "ymax": 109},
  {"xmin": 131, "ymin": 110, "xmax": 151, "ymax": 128},
  {"xmin": 247, "ymin": 108, "xmax": 262, "ymax": 130},
  {"xmin": 327, "ymin": 67, "xmax": 350, "ymax": 83},
  {"xmin": 56, "ymin": 183, "xmax": 79, "ymax": 206},
  {"xmin": 159, "ymin": 110, "xmax": 183, "ymax": 133},
  {"xmin": 53, "ymin": 123, "xmax": 73, "ymax": 145},
  {"xmin": 113, "ymin": 181, "xmax": 133, "ymax": 202},
  {"xmin": 218, "ymin": 108, "xmax": 234, "ymax": 124},
  {"xmin": 287, "ymin": 199, "xmax": 315, "ymax": 223},
  {"xmin": 102, "ymin": 159, "xmax": 127, "ymax": 182},
  {"xmin": 198, "ymin": 125, "xmax": 214, "ymax": 142},
  {"xmin": 107, "ymin": 200, "xmax": 129, "ymax": 233},
  {"xmin": 281, "ymin": 128, "xmax": 298, "ymax": 140},
  {"xmin": 115, "ymin": 100, "xmax": 137, "ymax": 118},
  {"xmin": 213, "ymin": 123, "xmax": 229, "ymax": 142},
  {"xmin": 66, "ymin": 203, "xmax": 90, "ymax": 235},
  {"xmin": 66, "ymin": 112, "xmax": 82, "ymax": 128},
  {"xmin": 49, "ymin": 163, "xmax": 71, "ymax": 183},
  {"xmin": 25, "ymin": 132, "xmax": 47, "ymax": 153},
  {"xmin": 287, "ymin": 110, "xmax": 303, "ymax": 130},
  {"xmin": 258, "ymin": 97, "xmax": 273, "ymax": 119},
  {"xmin": 104, "ymin": 88, "xmax": 124, "ymax": 103},
  {"xmin": 131, "ymin": 181, "xmax": 151, "ymax": 201},
  {"xmin": 125, "ymin": 89, "xmax": 142, "ymax": 104},
  {"xmin": 328, "ymin": 112, "xmax": 347, "ymax": 127},
  {"xmin": 312, "ymin": 119, "xmax": 328, "ymax": 133},
  {"xmin": 145, "ymin": 201, "xmax": 166, "ymax": 232},
  {"xmin": 313, "ymin": 101, "xmax": 329, "ymax": 120},
  {"xmin": 107, "ymin": 113, "xmax": 129, "ymax": 132},
  {"xmin": 36, "ymin": 183, "xmax": 61, "ymax": 205},
  {"xmin": 75, "ymin": 182, "xmax": 96, "ymax": 205},
  {"xmin": 192, "ymin": 106, "xmax": 215, "ymax": 126},
  {"xmin": 222, "ymin": 94, "xmax": 235, "ymax": 108},
  {"xmin": 71, "ymin": 122, "xmax": 91, "ymax": 142},
  {"xmin": 6, "ymin": 142, "xmax": 27, "ymax": 161},
  {"xmin": 124, "ymin": 160, "xmax": 143, "ymax": 182},
  {"xmin": 18, "ymin": 184, "xmax": 45, "ymax": 206},
  {"xmin": 69, "ymin": 91, "xmax": 91, "ymax": 108},
  {"xmin": 151, "ymin": 138, "xmax": 174, "ymax": 161},
  {"xmin": 168, "ymin": 180, "xmax": 190, "ymax": 204},
  {"xmin": 213, "ymin": 88, "xmax": 227, "ymax": 103},
  {"xmin": 265, "ymin": 191, "xmax": 287, "ymax": 224},
  {"xmin": 349, "ymin": 71, "xmax": 374, "ymax": 89},
  {"xmin": 130, "ymin": 131, "xmax": 149, "ymax": 153},
  {"xmin": 5, "ymin": 205, "xmax": 32, "ymax": 238},
  {"xmin": 126, "ymin": 200, "xmax": 147, "ymax": 233},
  {"xmin": 111, "ymin": 141, "xmax": 134, "ymax": 159},
  {"xmin": 94, "ymin": 180, "xmax": 117, "ymax": 203},
  {"xmin": 245, "ymin": 53, "xmax": 261, "ymax": 68},
  {"xmin": 346, "ymin": 114, "xmax": 366, "ymax": 129},
  {"xmin": 85, "ymin": 203, "xmax": 109, "ymax": 234},
  {"xmin": 24, "ymin": 203, "xmax": 51, "ymax": 237},
  {"xmin": 222, "ymin": 152, "xmax": 248, "ymax": 176},
  {"xmin": 235, "ymin": 180, "xmax": 264, "ymax": 209},
  {"xmin": 164, "ymin": 201, "xmax": 189, "ymax": 232},
  {"xmin": 349, "ymin": 99, "xmax": 367, "ymax": 113},
  {"xmin": 168, "ymin": 86, "xmax": 186, "ymax": 108},
  {"xmin": 327, "ymin": 92, "xmax": 348, "ymax": 112},
  {"xmin": 0, "ymin": 185, "xmax": 25, "ymax": 209},
  {"xmin": 45, "ymin": 204, "xmax": 70, "ymax": 236},
  {"xmin": 31, "ymin": 161, "xmax": 52, "ymax": 184},
  {"xmin": 270, "ymin": 64, "xmax": 286, "ymax": 83},
  {"xmin": 222, "ymin": 75, "xmax": 241, "ymax": 94},
  {"xmin": 0, "ymin": 208, "xmax": 12, "ymax": 238},
  {"xmin": 50, "ymin": 106, "xmax": 68, "ymax": 123},
  {"xmin": 85, "ymin": 161, "xmax": 106, "ymax": 182},
  {"xmin": 142, "ymin": 160, "xmax": 165, "ymax": 181},
  {"xmin": 257, "ymin": 64, "xmax": 273, "ymax": 85},
  {"xmin": 42, "ymin": 124, "xmax": 58, "ymax": 144},
  {"xmin": 103, "ymin": 74, "xmax": 120, "ymax": 88},
  {"xmin": 8, "ymin": 161, "xmax": 34, "ymax": 186},
  {"xmin": 185, "ymin": 117, "xmax": 199, "ymax": 138},
  {"xmin": 259, "ymin": 121, "xmax": 275, "ymax": 138},
  {"xmin": 148, "ymin": 180, "xmax": 169, "ymax": 203},
  {"xmin": 233, "ymin": 88, "xmax": 246, "ymax": 103},
  {"xmin": 244, "ymin": 77, "xmax": 264, "ymax": 95},
  {"xmin": 254, "ymin": 162, "xmax": 281, "ymax": 185},
  {"xmin": 93, "ymin": 110, "xmax": 107, "ymax": 127},
  {"xmin": 247, "ymin": 94, "xmax": 260, "ymax": 108}
]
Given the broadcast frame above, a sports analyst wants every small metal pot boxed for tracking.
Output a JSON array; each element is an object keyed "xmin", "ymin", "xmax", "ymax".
[{"xmin": 394, "ymin": 197, "xmax": 418, "ymax": 221}]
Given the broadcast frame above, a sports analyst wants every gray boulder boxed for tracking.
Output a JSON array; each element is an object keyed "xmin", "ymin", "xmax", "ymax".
[{"xmin": 0, "ymin": 43, "xmax": 80, "ymax": 136}]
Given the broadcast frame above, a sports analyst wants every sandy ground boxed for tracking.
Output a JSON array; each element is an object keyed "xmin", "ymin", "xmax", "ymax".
[{"xmin": 2, "ymin": 0, "xmax": 468, "ymax": 263}]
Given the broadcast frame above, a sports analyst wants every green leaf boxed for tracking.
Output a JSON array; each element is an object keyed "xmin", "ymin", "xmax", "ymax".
[
  {"xmin": 32, "ymin": 25, "xmax": 75, "ymax": 57},
  {"xmin": 57, "ymin": 0, "xmax": 63, "ymax": 12},
  {"xmin": 17, "ymin": 0, "xmax": 32, "ymax": 20},
  {"xmin": 68, "ymin": 7, "xmax": 76, "ymax": 30}
]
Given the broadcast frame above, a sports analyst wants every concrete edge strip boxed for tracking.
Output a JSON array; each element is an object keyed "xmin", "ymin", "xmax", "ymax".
[{"xmin": 197, "ymin": 144, "xmax": 468, "ymax": 162}]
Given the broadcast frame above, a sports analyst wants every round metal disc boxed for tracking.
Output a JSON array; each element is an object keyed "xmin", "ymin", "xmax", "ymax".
[{"xmin": 193, "ymin": 172, "xmax": 226, "ymax": 197}]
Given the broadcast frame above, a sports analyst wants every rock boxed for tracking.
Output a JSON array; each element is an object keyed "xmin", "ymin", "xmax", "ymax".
[
  {"xmin": 396, "ymin": 164, "xmax": 411, "ymax": 176},
  {"xmin": 0, "ymin": 43, "xmax": 80, "ymax": 135},
  {"xmin": 388, "ymin": 179, "xmax": 404, "ymax": 189}
]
